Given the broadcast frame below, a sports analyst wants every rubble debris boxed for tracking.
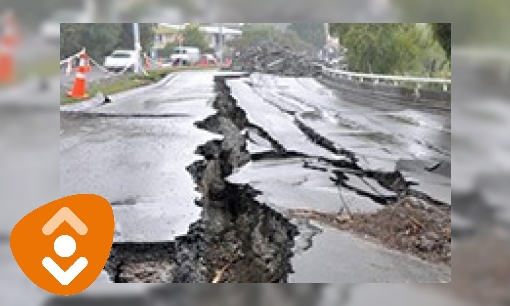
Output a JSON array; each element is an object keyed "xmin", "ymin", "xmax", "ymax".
[
  {"xmin": 105, "ymin": 242, "xmax": 176, "ymax": 283},
  {"xmin": 230, "ymin": 41, "xmax": 321, "ymax": 77},
  {"xmin": 286, "ymin": 196, "xmax": 451, "ymax": 265}
]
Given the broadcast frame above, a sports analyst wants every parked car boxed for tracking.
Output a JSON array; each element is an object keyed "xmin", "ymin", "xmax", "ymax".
[
  {"xmin": 104, "ymin": 50, "xmax": 139, "ymax": 72},
  {"xmin": 170, "ymin": 46, "xmax": 200, "ymax": 66}
]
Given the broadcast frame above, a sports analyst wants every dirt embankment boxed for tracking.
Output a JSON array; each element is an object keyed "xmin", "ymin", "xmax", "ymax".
[{"xmin": 286, "ymin": 196, "xmax": 450, "ymax": 265}]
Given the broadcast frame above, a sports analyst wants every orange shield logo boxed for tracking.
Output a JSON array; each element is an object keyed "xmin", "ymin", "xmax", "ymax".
[{"xmin": 10, "ymin": 194, "xmax": 115, "ymax": 295}]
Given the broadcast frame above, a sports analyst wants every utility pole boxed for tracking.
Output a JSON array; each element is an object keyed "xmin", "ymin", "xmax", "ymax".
[
  {"xmin": 133, "ymin": 23, "xmax": 141, "ymax": 74},
  {"xmin": 218, "ymin": 23, "xmax": 224, "ymax": 68},
  {"xmin": 178, "ymin": 27, "xmax": 183, "ymax": 67},
  {"xmin": 324, "ymin": 23, "xmax": 330, "ymax": 40}
]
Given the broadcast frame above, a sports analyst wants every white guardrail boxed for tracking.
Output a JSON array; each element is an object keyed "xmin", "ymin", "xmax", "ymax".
[{"xmin": 322, "ymin": 67, "xmax": 451, "ymax": 92}]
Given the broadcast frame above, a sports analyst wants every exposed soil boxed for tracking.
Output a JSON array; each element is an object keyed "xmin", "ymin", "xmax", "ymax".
[{"xmin": 286, "ymin": 196, "xmax": 451, "ymax": 265}]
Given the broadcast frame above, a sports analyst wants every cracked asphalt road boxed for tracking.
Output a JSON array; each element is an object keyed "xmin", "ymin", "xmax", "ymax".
[
  {"xmin": 59, "ymin": 69, "xmax": 450, "ymax": 283},
  {"xmin": 61, "ymin": 70, "xmax": 224, "ymax": 242}
]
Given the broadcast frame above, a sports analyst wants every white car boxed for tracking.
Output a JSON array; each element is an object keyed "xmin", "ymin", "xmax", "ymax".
[
  {"xmin": 104, "ymin": 50, "xmax": 139, "ymax": 72},
  {"xmin": 40, "ymin": 10, "xmax": 92, "ymax": 43},
  {"xmin": 170, "ymin": 47, "xmax": 200, "ymax": 66}
]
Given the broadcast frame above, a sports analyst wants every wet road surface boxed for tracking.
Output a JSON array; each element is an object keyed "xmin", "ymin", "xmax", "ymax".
[
  {"xmin": 61, "ymin": 71, "xmax": 221, "ymax": 242},
  {"xmin": 228, "ymin": 74, "xmax": 450, "ymax": 210},
  {"xmin": 225, "ymin": 73, "xmax": 450, "ymax": 282},
  {"xmin": 60, "ymin": 70, "xmax": 450, "ymax": 282}
]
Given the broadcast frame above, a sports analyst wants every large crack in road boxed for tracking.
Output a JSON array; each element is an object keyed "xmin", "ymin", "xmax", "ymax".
[
  {"xmin": 105, "ymin": 74, "xmax": 298, "ymax": 283},
  {"xmin": 99, "ymin": 72, "xmax": 450, "ymax": 282}
]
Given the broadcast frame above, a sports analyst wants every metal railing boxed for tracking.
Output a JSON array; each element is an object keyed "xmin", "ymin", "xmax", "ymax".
[{"xmin": 321, "ymin": 67, "xmax": 451, "ymax": 92}]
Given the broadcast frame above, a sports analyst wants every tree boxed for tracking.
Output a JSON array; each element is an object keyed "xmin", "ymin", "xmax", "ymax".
[
  {"xmin": 115, "ymin": 23, "xmax": 154, "ymax": 54},
  {"xmin": 288, "ymin": 23, "xmax": 327, "ymax": 49},
  {"xmin": 431, "ymin": 24, "xmax": 451, "ymax": 60},
  {"xmin": 60, "ymin": 23, "xmax": 85, "ymax": 59},
  {"xmin": 159, "ymin": 42, "xmax": 179, "ymax": 57},
  {"xmin": 180, "ymin": 24, "xmax": 209, "ymax": 52},
  {"xmin": 77, "ymin": 23, "xmax": 122, "ymax": 60},
  {"xmin": 60, "ymin": 23, "xmax": 154, "ymax": 60},
  {"xmin": 329, "ymin": 23, "xmax": 448, "ymax": 76}
]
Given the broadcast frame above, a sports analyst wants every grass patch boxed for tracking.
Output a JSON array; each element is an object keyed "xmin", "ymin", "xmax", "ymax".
[
  {"xmin": 61, "ymin": 76, "xmax": 151, "ymax": 105},
  {"xmin": 60, "ymin": 66, "xmax": 217, "ymax": 105}
]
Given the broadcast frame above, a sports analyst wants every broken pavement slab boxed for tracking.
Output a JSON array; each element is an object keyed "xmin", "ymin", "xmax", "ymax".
[{"xmin": 228, "ymin": 158, "xmax": 383, "ymax": 214}]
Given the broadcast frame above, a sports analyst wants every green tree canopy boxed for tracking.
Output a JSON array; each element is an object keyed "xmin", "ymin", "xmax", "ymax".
[
  {"xmin": 431, "ymin": 24, "xmax": 451, "ymax": 60},
  {"xmin": 329, "ymin": 23, "xmax": 449, "ymax": 77},
  {"xmin": 115, "ymin": 23, "xmax": 154, "ymax": 54},
  {"xmin": 179, "ymin": 24, "xmax": 209, "ymax": 52},
  {"xmin": 60, "ymin": 23, "xmax": 154, "ymax": 60}
]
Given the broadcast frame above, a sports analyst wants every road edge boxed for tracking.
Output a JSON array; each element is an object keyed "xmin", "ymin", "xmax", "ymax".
[{"xmin": 59, "ymin": 73, "xmax": 178, "ymax": 113}]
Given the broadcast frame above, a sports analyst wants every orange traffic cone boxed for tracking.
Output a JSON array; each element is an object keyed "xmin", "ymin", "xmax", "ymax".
[
  {"xmin": 67, "ymin": 53, "xmax": 89, "ymax": 99},
  {"xmin": 200, "ymin": 57, "xmax": 208, "ymax": 67},
  {"xmin": 0, "ymin": 10, "xmax": 20, "ymax": 83}
]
